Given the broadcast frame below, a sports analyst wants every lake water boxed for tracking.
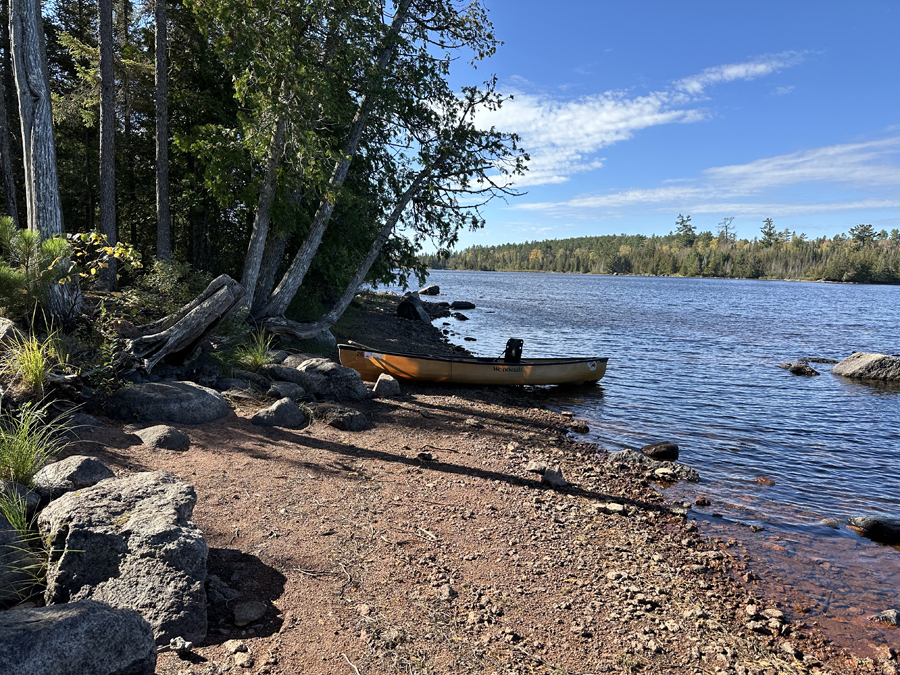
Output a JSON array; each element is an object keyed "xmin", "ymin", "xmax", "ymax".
[{"xmin": 398, "ymin": 270, "xmax": 900, "ymax": 651}]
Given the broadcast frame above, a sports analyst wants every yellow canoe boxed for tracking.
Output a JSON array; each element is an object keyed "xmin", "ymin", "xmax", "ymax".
[{"xmin": 338, "ymin": 343, "xmax": 608, "ymax": 386}]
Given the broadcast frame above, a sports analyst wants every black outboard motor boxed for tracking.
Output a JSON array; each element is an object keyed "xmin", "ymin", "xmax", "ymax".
[{"xmin": 504, "ymin": 338, "xmax": 524, "ymax": 363}]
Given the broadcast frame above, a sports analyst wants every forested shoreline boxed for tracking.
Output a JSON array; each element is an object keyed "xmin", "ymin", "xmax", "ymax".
[{"xmin": 421, "ymin": 218, "xmax": 900, "ymax": 283}]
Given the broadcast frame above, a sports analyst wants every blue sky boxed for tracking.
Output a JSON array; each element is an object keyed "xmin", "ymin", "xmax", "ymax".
[{"xmin": 446, "ymin": 1, "xmax": 900, "ymax": 249}]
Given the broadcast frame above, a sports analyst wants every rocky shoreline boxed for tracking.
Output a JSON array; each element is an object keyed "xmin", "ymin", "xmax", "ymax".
[{"xmin": 1, "ymin": 292, "xmax": 895, "ymax": 674}]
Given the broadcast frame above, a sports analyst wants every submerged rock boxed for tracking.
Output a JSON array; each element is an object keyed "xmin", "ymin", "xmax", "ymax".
[
  {"xmin": 607, "ymin": 448, "xmax": 699, "ymax": 482},
  {"xmin": 847, "ymin": 517, "xmax": 900, "ymax": 545}
]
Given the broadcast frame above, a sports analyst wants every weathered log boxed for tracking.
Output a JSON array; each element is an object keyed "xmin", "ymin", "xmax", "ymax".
[
  {"xmin": 260, "ymin": 316, "xmax": 332, "ymax": 342},
  {"xmin": 128, "ymin": 275, "xmax": 245, "ymax": 372}
]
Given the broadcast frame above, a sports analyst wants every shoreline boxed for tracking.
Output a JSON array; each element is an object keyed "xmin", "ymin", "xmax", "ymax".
[{"xmin": 72, "ymin": 292, "xmax": 880, "ymax": 673}]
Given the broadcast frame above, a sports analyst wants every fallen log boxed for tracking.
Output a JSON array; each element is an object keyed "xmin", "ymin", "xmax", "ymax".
[{"xmin": 128, "ymin": 275, "xmax": 245, "ymax": 372}]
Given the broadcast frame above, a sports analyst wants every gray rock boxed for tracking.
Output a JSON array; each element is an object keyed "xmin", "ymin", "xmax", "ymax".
[
  {"xmin": 640, "ymin": 442, "xmax": 679, "ymax": 461},
  {"xmin": 397, "ymin": 294, "xmax": 433, "ymax": 323},
  {"xmin": 524, "ymin": 461, "xmax": 547, "ymax": 475},
  {"xmin": 265, "ymin": 350, "xmax": 289, "ymax": 364},
  {"xmin": 296, "ymin": 358, "xmax": 368, "ymax": 401},
  {"xmin": 308, "ymin": 403, "xmax": 368, "ymax": 431},
  {"xmin": 106, "ymin": 381, "xmax": 231, "ymax": 424},
  {"xmin": 417, "ymin": 284, "xmax": 440, "ymax": 295},
  {"xmin": 1, "ymin": 513, "xmax": 40, "ymax": 608},
  {"xmin": 282, "ymin": 353, "xmax": 317, "ymax": 368},
  {"xmin": 233, "ymin": 600, "xmax": 266, "ymax": 627},
  {"xmin": 847, "ymin": 517, "xmax": 900, "ymax": 545},
  {"xmin": 266, "ymin": 381, "xmax": 306, "ymax": 400},
  {"xmin": 230, "ymin": 369, "xmax": 271, "ymax": 389},
  {"xmin": 373, "ymin": 374, "xmax": 400, "ymax": 397},
  {"xmin": 869, "ymin": 609, "xmax": 900, "ymax": 626},
  {"xmin": 0, "ymin": 318, "xmax": 25, "ymax": 350},
  {"xmin": 258, "ymin": 363, "xmax": 308, "ymax": 386},
  {"xmin": 832, "ymin": 352, "xmax": 900, "ymax": 381},
  {"xmin": 541, "ymin": 466, "xmax": 570, "ymax": 489},
  {"xmin": 33, "ymin": 455, "xmax": 115, "ymax": 503},
  {"xmin": 214, "ymin": 378, "xmax": 260, "ymax": 393},
  {"xmin": 786, "ymin": 362, "xmax": 820, "ymax": 376},
  {"xmin": 607, "ymin": 448, "xmax": 700, "ymax": 482},
  {"xmin": 251, "ymin": 398, "xmax": 307, "ymax": 428},
  {"xmin": 66, "ymin": 413, "xmax": 105, "ymax": 436},
  {"xmin": 450, "ymin": 300, "xmax": 475, "ymax": 310},
  {"xmin": 135, "ymin": 425, "xmax": 191, "ymax": 452},
  {"xmin": 0, "ymin": 599, "xmax": 156, "ymax": 675},
  {"xmin": 39, "ymin": 470, "xmax": 208, "ymax": 645}
]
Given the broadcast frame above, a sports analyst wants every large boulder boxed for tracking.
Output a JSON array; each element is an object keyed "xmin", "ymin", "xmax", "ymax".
[
  {"xmin": 106, "ymin": 381, "xmax": 231, "ymax": 424},
  {"xmin": 39, "ymin": 470, "xmax": 208, "ymax": 645},
  {"xmin": 847, "ymin": 517, "xmax": 900, "ymax": 545},
  {"xmin": 832, "ymin": 353, "xmax": 900, "ymax": 381},
  {"xmin": 0, "ymin": 599, "xmax": 157, "ymax": 675},
  {"xmin": 640, "ymin": 442, "xmax": 679, "ymax": 462},
  {"xmin": 250, "ymin": 398, "xmax": 307, "ymax": 428},
  {"xmin": 450, "ymin": 300, "xmax": 475, "ymax": 310},
  {"xmin": 417, "ymin": 284, "xmax": 440, "ymax": 295},
  {"xmin": 296, "ymin": 358, "xmax": 368, "ymax": 401},
  {"xmin": 397, "ymin": 294, "xmax": 432, "ymax": 323},
  {"xmin": 33, "ymin": 455, "xmax": 116, "ymax": 504}
]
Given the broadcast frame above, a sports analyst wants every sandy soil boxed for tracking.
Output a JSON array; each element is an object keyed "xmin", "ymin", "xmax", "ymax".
[{"xmin": 63, "ymin": 293, "xmax": 894, "ymax": 675}]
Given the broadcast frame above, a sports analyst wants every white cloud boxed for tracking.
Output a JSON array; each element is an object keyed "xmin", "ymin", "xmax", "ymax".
[
  {"xmin": 774, "ymin": 85, "xmax": 795, "ymax": 96},
  {"xmin": 511, "ymin": 137, "xmax": 900, "ymax": 219},
  {"xmin": 481, "ymin": 53, "xmax": 807, "ymax": 188},
  {"xmin": 674, "ymin": 52, "xmax": 805, "ymax": 96}
]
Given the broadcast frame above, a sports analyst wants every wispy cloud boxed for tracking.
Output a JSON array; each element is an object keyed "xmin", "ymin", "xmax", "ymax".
[
  {"xmin": 482, "ymin": 53, "xmax": 807, "ymax": 187},
  {"xmin": 673, "ymin": 52, "xmax": 805, "ymax": 96},
  {"xmin": 511, "ymin": 137, "xmax": 900, "ymax": 219},
  {"xmin": 774, "ymin": 85, "xmax": 795, "ymax": 96}
]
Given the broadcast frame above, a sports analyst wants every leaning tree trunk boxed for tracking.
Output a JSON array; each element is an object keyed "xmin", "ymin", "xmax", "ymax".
[
  {"xmin": 255, "ymin": 0, "xmax": 413, "ymax": 319},
  {"xmin": 98, "ymin": 0, "xmax": 117, "ymax": 289},
  {"xmin": 261, "ymin": 167, "xmax": 429, "ymax": 341},
  {"xmin": 154, "ymin": 0, "xmax": 170, "ymax": 260},
  {"xmin": 240, "ymin": 116, "xmax": 285, "ymax": 310},
  {"xmin": 128, "ymin": 274, "xmax": 245, "ymax": 372},
  {"xmin": 252, "ymin": 228, "xmax": 287, "ymax": 315},
  {"xmin": 10, "ymin": 0, "xmax": 80, "ymax": 320}
]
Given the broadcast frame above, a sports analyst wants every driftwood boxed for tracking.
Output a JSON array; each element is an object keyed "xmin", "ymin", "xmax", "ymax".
[
  {"xmin": 260, "ymin": 316, "xmax": 332, "ymax": 342},
  {"xmin": 128, "ymin": 275, "xmax": 245, "ymax": 372}
]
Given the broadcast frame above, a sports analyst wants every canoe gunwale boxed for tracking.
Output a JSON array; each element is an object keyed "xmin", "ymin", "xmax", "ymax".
[{"xmin": 337, "ymin": 343, "xmax": 608, "ymax": 368}]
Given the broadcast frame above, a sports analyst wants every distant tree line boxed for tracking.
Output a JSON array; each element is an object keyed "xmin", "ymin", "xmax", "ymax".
[{"xmin": 421, "ymin": 217, "xmax": 900, "ymax": 284}]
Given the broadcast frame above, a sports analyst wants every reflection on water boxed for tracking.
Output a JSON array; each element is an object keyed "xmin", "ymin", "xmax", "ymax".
[{"xmin": 407, "ymin": 270, "xmax": 900, "ymax": 652}]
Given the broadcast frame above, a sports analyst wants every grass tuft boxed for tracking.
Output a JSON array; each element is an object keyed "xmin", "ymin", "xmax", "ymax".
[
  {"xmin": 0, "ymin": 403, "xmax": 70, "ymax": 487},
  {"xmin": 230, "ymin": 329, "xmax": 274, "ymax": 372}
]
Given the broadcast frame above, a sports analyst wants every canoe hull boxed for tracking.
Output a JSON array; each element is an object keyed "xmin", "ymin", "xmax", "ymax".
[{"xmin": 338, "ymin": 344, "xmax": 607, "ymax": 386}]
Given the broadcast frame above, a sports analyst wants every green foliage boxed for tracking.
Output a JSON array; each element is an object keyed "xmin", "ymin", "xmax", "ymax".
[
  {"xmin": 0, "ymin": 403, "xmax": 70, "ymax": 487},
  {"xmin": 423, "ymin": 224, "xmax": 900, "ymax": 285},
  {"xmin": 0, "ymin": 218, "xmax": 71, "ymax": 321},
  {"xmin": 132, "ymin": 260, "xmax": 213, "ymax": 319},
  {"xmin": 675, "ymin": 214, "xmax": 695, "ymax": 248}
]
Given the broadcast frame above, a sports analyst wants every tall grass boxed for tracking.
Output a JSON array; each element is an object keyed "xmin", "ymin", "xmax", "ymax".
[
  {"xmin": 0, "ymin": 403, "xmax": 69, "ymax": 487},
  {"xmin": 0, "ymin": 329, "xmax": 61, "ymax": 396},
  {"xmin": 230, "ymin": 329, "xmax": 274, "ymax": 372},
  {"xmin": 0, "ymin": 489, "xmax": 46, "ymax": 605}
]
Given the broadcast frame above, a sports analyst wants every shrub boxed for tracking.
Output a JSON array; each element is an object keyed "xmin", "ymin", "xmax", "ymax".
[{"xmin": 0, "ymin": 329, "xmax": 63, "ymax": 397}]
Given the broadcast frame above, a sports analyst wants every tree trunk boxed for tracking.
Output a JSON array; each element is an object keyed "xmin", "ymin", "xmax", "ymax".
[
  {"xmin": 240, "ymin": 116, "xmax": 285, "ymax": 310},
  {"xmin": 154, "ymin": 0, "xmax": 170, "ymax": 260},
  {"xmin": 256, "ymin": 0, "xmax": 412, "ymax": 319},
  {"xmin": 252, "ymin": 228, "xmax": 287, "ymax": 315},
  {"xmin": 10, "ymin": 0, "xmax": 80, "ymax": 321},
  {"xmin": 0, "ymin": 6, "xmax": 18, "ymax": 227},
  {"xmin": 261, "ymin": 167, "xmax": 429, "ymax": 340},
  {"xmin": 98, "ymin": 0, "xmax": 117, "ymax": 289}
]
